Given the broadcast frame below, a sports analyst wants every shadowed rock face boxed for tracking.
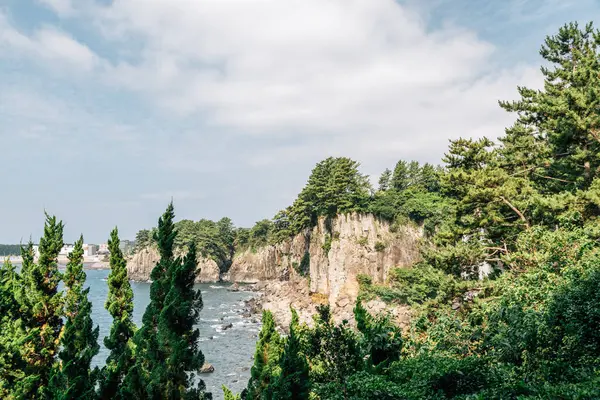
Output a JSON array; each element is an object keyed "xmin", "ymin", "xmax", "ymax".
[
  {"xmin": 126, "ymin": 247, "xmax": 221, "ymax": 283},
  {"xmin": 229, "ymin": 213, "xmax": 422, "ymax": 327}
]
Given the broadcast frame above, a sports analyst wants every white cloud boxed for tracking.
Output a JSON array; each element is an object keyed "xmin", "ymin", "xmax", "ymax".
[
  {"xmin": 0, "ymin": 13, "xmax": 98, "ymax": 71},
  {"xmin": 90, "ymin": 0, "xmax": 541, "ymax": 166}
]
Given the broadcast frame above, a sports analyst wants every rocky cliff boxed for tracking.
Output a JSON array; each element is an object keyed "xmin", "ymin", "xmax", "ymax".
[
  {"xmin": 229, "ymin": 213, "xmax": 422, "ymax": 327},
  {"xmin": 127, "ymin": 247, "xmax": 221, "ymax": 283}
]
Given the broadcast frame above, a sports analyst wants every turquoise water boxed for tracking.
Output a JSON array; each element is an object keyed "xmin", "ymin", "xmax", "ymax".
[{"xmin": 84, "ymin": 269, "xmax": 258, "ymax": 399}]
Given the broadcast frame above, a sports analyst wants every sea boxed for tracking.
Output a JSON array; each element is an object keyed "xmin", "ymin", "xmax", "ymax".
[{"xmin": 15, "ymin": 266, "xmax": 260, "ymax": 399}]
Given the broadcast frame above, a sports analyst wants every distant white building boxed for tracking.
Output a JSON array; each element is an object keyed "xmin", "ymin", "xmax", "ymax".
[
  {"xmin": 59, "ymin": 244, "xmax": 98, "ymax": 257},
  {"xmin": 98, "ymin": 243, "xmax": 109, "ymax": 253},
  {"xmin": 59, "ymin": 245, "xmax": 75, "ymax": 256},
  {"xmin": 83, "ymin": 244, "xmax": 98, "ymax": 257}
]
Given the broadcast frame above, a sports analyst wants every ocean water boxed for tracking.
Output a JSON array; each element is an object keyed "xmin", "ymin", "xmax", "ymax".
[{"xmin": 83, "ymin": 269, "xmax": 259, "ymax": 399}]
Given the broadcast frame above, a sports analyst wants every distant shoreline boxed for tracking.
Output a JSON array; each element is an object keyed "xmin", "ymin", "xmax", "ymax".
[{"xmin": 3, "ymin": 256, "xmax": 110, "ymax": 270}]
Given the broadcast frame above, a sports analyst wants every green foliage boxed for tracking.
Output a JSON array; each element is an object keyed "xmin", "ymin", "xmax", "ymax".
[
  {"xmin": 134, "ymin": 216, "xmax": 239, "ymax": 273},
  {"xmin": 124, "ymin": 203, "xmax": 212, "ymax": 399},
  {"xmin": 305, "ymin": 306, "xmax": 362, "ymax": 387},
  {"xmin": 124, "ymin": 203, "xmax": 172, "ymax": 398},
  {"xmin": 321, "ymin": 234, "xmax": 332, "ymax": 254},
  {"xmin": 157, "ymin": 242, "xmax": 209, "ymax": 398},
  {"xmin": 374, "ymin": 241, "xmax": 386, "ymax": 252},
  {"xmin": 359, "ymin": 264, "xmax": 466, "ymax": 306},
  {"xmin": 134, "ymin": 229, "xmax": 154, "ymax": 251},
  {"xmin": 295, "ymin": 252, "xmax": 310, "ymax": 277},
  {"xmin": 244, "ymin": 311, "xmax": 283, "ymax": 400},
  {"xmin": 15, "ymin": 214, "xmax": 65, "ymax": 399},
  {"xmin": 285, "ymin": 157, "xmax": 372, "ymax": 233},
  {"xmin": 377, "ymin": 168, "xmax": 392, "ymax": 192},
  {"xmin": 98, "ymin": 228, "xmax": 136, "ymax": 400},
  {"xmin": 0, "ymin": 258, "xmax": 25, "ymax": 397},
  {"xmin": 354, "ymin": 302, "xmax": 402, "ymax": 369},
  {"xmin": 222, "ymin": 386, "xmax": 241, "ymax": 400},
  {"xmin": 50, "ymin": 237, "xmax": 99, "ymax": 400},
  {"xmin": 0, "ymin": 244, "xmax": 24, "ymax": 256},
  {"xmin": 269, "ymin": 310, "xmax": 310, "ymax": 400},
  {"xmin": 356, "ymin": 236, "xmax": 368, "ymax": 246}
]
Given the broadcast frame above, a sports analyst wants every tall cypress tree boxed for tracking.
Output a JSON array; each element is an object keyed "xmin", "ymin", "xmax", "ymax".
[
  {"xmin": 123, "ymin": 203, "xmax": 177, "ymax": 399},
  {"xmin": 0, "ymin": 259, "xmax": 24, "ymax": 397},
  {"xmin": 15, "ymin": 214, "xmax": 64, "ymax": 399},
  {"xmin": 98, "ymin": 228, "xmax": 136, "ymax": 400},
  {"xmin": 50, "ymin": 237, "xmax": 100, "ymax": 399},
  {"xmin": 269, "ymin": 309, "xmax": 310, "ymax": 400},
  {"xmin": 244, "ymin": 311, "xmax": 283, "ymax": 400},
  {"xmin": 157, "ymin": 242, "xmax": 210, "ymax": 399}
]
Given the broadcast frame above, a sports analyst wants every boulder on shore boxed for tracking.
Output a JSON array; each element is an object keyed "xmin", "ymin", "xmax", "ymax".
[
  {"xmin": 221, "ymin": 322, "xmax": 233, "ymax": 331},
  {"xmin": 228, "ymin": 282, "xmax": 240, "ymax": 292},
  {"xmin": 199, "ymin": 363, "xmax": 214, "ymax": 374}
]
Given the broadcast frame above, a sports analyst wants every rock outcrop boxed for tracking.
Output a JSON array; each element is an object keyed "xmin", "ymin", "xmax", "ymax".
[
  {"xmin": 127, "ymin": 247, "xmax": 220, "ymax": 283},
  {"xmin": 230, "ymin": 213, "xmax": 422, "ymax": 327}
]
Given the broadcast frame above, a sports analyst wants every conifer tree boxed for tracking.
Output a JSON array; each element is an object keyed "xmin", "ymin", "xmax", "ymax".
[
  {"xmin": 98, "ymin": 228, "xmax": 136, "ymax": 400},
  {"xmin": 123, "ymin": 203, "xmax": 177, "ymax": 399},
  {"xmin": 157, "ymin": 242, "xmax": 210, "ymax": 399},
  {"xmin": 500, "ymin": 21, "xmax": 600, "ymax": 191},
  {"xmin": 15, "ymin": 214, "xmax": 64, "ymax": 399},
  {"xmin": 270, "ymin": 309, "xmax": 310, "ymax": 400},
  {"xmin": 390, "ymin": 160, "xmax": 409, "ymax": 191},
  {"xmin": 50, "ymin": 237, "xmax": 100, "ymax": 399},
  {"xmin": 223, "ymin": 385, "xmax": 241, "ymax": 400},
  {"xmin": 377, "ymin": 168, "xmax": 392, "ymax": 192},
  {"xmin": 244, "ymin": 311, "xmax": 283, "ymax": 400},
  {"xmin": 0, "ymin": 259, "xmax": 24, "ymax": 397}
]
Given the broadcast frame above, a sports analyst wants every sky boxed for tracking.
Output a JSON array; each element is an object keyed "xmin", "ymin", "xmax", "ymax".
[{"xmin": 0, "ymin": 0, "xmax": 598, "ymax": 244}]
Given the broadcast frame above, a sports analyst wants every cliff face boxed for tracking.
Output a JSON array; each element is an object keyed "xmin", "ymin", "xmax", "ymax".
[
  {"xmin": 229, "ymin": 213, "xmax": 422, "ymax": 326},
  {"xmin": 127, "ymin": 247, "xmax": 221, "ymax": 283}
]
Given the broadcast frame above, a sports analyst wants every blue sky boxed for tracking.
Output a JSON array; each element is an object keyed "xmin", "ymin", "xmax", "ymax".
[{"xmin": 0, "ymin": 0, "xmax": 598, "ymax": 243}]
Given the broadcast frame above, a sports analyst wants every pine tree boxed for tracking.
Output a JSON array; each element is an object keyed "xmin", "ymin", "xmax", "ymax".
[
  {"xmin": 500, "ymin": 22, "xmax": 600, "ymax": 191},
  {"xmin": 223, "ymin": 385, "xmax": 241, "ymax": 400},
  {"xmin": 390, "ymin": 160, "xmax": 409, "ymax": 191},
  {"xmin": 50, "ymin": 237, "xmax": 100, "ymax": 399},
  {"xmin": 270, "ymin": 309, "xmax": 310, "ymax": 400},
  {"xmin": 15, "ymin": 214, "xmax": 65, "ymax": 399},
  {"xmin": 0, "ymin": 259, "xmax": 25, "ymax": 397},
  {"xmin": 377, "ymin": 168, "xmax": 392, "ymax": 192},
  {"xmin": 244, "ymin": 311, "xmax": 283, "ymax": 400},
  {"xmin": 288, "ymin": 157, "xmax": 371, "ymax": 230},
  {"xmin": 157, "ymin": 242, "xmax": 210, "ymax": 399},
  {"xmin": 98, "ymin": 228, "xmax": 136, "ymax": 400},
  {"xmin": 123, "ymin": 203, "xmax": 177, "ymax": 399}
]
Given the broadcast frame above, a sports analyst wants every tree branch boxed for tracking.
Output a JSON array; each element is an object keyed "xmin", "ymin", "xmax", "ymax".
[{"xmin": 499, "ymin": 196, "xmax": 530, "ymax": 229}]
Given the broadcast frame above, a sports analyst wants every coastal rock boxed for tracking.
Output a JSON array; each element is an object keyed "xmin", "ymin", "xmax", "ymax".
[
  {"xmin": 127, "ymin": 247, "xmax": 220, "ymax": 283},
  {"xmin": 229, "ymin": 213, "xmax": 421, "ymax": 326},
  {"xmin": 221, "ymin": 323, "xmax": 233, "ymax": 331},
  {"xmin": 199, "ymin": 363, "xmax": 214, "ymax": 374}
]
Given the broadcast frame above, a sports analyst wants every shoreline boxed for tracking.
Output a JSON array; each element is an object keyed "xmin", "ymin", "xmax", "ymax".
[{"xmin": 3, "ymin": 256, "xmax": 110, "ymax": 270}]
